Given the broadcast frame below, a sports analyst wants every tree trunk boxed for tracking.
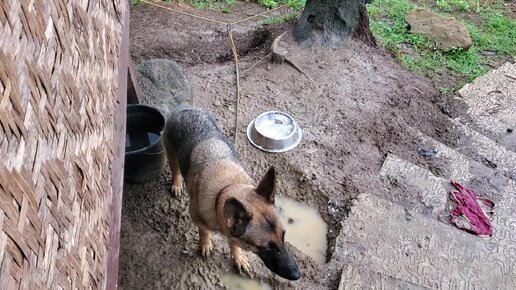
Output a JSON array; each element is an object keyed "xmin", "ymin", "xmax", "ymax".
[{"xmin": 294, "ymin": 0, "xmax": 375, "ymax": 47}]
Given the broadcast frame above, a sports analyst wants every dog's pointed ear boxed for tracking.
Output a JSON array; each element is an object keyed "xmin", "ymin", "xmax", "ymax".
[
  {"xmin": 256, "ymin": 167, "xmax": 276, "ymax": 204},
  {"xmin": 224, "ymin": 198, "xmax": 252, "ymax": 237}
]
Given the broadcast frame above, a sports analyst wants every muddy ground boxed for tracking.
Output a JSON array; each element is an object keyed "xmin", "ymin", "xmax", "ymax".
[{"xmin": 119, "ymin": 2, "xmax": 471, "ymax": 289}]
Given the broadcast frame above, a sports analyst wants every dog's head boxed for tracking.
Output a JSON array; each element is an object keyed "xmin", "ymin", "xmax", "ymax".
[{"xmin": 222, "ymin": 167, "xmax": 300, "ymax": 281}]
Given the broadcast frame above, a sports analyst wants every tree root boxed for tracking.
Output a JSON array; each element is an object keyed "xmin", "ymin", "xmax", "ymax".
[{"xmin": 270, "ymin": 31, "xmax": 318, "ymax": 85}]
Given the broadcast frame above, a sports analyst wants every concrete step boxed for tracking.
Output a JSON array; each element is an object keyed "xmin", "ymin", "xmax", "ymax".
[
  {"xmin": 335, "ymin": 193, "xmax": 516, "ymax": 289},
  {"xmin": 452, "ymin": 119, "xmax": 516, "ymax": 179},
  {"xmin": 455, "ymin": 109, "xmax": 515, "ymax": 151},
  {"xmin": 336, "ymin": 62, "xmax": 516, "ymax": 289},
  {"xmin": 406, "ymin": 131, "xmax": 516, "ymax": 234},
  {"xmin": 457, "ymin": 62, "xmax": 516, "ymax": 150},
  {"xmin": 379, "ymin": 151, "xmax": 516, "ymax": 231},
  {"xmin": 378, "ymin": 154, "xmax": 450, "ymax": 220},
  {"xmin": 379, "ymin": 121, "xmax": 515, "ymax": 220},
  {"xmin": 338, "ymin": 264, "xmax": 431, "ymax": 290},
  {"xmin": 337, "ymin": 63, "xmax": 516, "ymax": 290},
  {"xmin": 409, "ymin": 125, "xmax": 514, "ymax": 185}
]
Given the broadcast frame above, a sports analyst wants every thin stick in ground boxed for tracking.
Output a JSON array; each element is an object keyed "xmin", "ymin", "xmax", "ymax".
[
  {"xmin": 242, "ymin": 52, "xmax": 272, "ymax": 75},
  {"xmin": 228, "ymin": 28, "xmax": 241, "ymax": 144}
]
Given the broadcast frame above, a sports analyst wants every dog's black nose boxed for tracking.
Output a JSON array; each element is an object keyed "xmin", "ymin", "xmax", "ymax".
[
  {"xmin": 285, "ymin": 266, "xmax": 301, "ymax": 281},
  {"xmin": 257, "ymin": 244, "xmax": 301, "ymax": 281}
]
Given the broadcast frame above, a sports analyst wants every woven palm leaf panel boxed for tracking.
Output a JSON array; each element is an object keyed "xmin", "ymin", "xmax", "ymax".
[{"xmin": 0, "ymin": 0, "xmax": 126, "ymax": 288}]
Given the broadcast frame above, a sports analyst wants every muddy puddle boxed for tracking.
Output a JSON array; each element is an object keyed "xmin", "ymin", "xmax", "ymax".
[
  {"xmin": 222, "ymin": 273, "xmax": 272, "ymax": 290},
  {"xmin": 275, "ymin": 197, "xmax": 328, "ymax": 264},
  {"xmin": 221, "ymin": 197, "xmax": 327, "ymax": 288}
]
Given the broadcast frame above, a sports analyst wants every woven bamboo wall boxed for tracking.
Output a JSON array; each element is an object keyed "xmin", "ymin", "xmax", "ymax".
[{"xmin": 0, "ymin": 0, "xmax": 126, "ymax": 288}]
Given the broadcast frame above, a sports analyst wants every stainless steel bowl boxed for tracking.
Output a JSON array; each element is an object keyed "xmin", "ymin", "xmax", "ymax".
[{"xmin": 246, "ymin": 111, "xmax": 302, "ymax": 153}]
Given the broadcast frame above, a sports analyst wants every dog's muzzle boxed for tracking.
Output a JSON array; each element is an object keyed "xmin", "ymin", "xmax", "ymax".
[{"xmin": 257, "ymin": 244, "xmax": 300, "ymax": 281}]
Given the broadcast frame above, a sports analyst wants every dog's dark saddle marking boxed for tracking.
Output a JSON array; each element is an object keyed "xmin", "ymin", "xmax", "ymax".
[{"xmin": 165, "ymin": 105, "xmax": 239, "ymax": 177}]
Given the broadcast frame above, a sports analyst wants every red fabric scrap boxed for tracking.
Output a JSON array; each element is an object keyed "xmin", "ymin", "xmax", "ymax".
[{"xmin": 449, "ymin": 181, "xmax": 495, "ymax": 237}]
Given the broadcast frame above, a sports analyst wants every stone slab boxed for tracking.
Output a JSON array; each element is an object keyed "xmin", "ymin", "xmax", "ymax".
[
  {"xmin": 458, "ymin": 62, "xmax": 516, "ymax": 150},
  {"xmin": 379, "ymin": 154, "xmax": 449, "ymax": 218},
  {"xmin": 339, "ymin": 264, "xmax": 431, "ymax": 290},
  {"xmin": 336, "ymin": 193, "xmax": 516, "ymax": 289},
  {"xmin": 453, "ymin": 120, "xmax": 516, "ymax": 178}
]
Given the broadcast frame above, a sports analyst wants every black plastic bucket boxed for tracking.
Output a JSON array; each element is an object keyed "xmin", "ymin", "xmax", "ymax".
[{"xmin": 124, "ymin": 104, "xmax": 167, "ymax": 183}]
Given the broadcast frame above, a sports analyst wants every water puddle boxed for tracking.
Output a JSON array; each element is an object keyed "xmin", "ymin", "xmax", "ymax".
[
  {"xmin": 221, "ymin": 273, "xmax": 272, "ymax": 290},
  {"xmin": 275, "ymin": 197, "xmax": 328, "ymax": 264}
]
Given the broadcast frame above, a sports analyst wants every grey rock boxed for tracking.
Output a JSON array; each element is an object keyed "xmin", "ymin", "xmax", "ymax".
[
  {"xmin": 135, "ymin": 59, "xmax": 191, "ymax": 114},
  {"xmin": 406, "ymin": 8, "xmax": 472, "ymax": 52}
]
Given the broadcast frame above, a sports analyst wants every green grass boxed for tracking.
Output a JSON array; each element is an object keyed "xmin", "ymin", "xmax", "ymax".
[
  {"xmin": 131, "ymin": 0, "xmax": 175, "ymax": 7},
  {"xmin": 261, "ymin": 11, "xmax": 299, "ymax": 25},
  {"xmin": 132, "ymin": 0, "xmax": 305, "ymax": 10},
  {"xmin": 436, "ymin": 0, "xmax": 471, "ymax": 12},
  {"xmin": 439, "ymin": 86, "xmax": 452, "ymax": 95},
  {"xmin": 185, "ymin": 0, "xmax": 235, "ymax": 11},
  {"xmin": 258, "ymin": 0, "xmax": 305, "ymax": 9},
  {"xmin": 131, "ymin": 0, "xmax": 236, "ymax": 11},
  {"xmin": 367, "ymin": 0, "xmax": 516, "ymax": 89},
  {"xmin": 130, "ymin": 0, "xmax": 305, "ymax": 24}
]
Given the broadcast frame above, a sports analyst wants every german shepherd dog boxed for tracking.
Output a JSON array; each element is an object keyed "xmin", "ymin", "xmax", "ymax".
[{"xmin": 162, "ymin": 105, "xmax": 300, "ymax": 281}]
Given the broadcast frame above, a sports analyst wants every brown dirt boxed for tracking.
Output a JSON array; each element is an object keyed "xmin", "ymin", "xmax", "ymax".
[{"xmin": 120, "ymin": 1, "xmax": 467, "ymax": 289}]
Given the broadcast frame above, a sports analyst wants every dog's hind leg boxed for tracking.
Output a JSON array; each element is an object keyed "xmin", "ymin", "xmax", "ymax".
[{"xmin": 163, "ymin": 136, "xmax": 184, "ymax": 197}]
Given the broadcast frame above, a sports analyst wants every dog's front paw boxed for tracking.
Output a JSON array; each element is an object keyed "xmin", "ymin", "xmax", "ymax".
[
  {"xmin": 232, "ymin": 252, "xmax": 251, "ymax": 275},
  {"xmin": 199, "ymin": 239, "xmax": 213, "ymax": 258},
  {"xmin": 171, "ymin": 183, "xmax": 184, "ymax": 197},
  {"xmin": 168, "ymin": 178, "xmax": 184, "ymax": 197}
]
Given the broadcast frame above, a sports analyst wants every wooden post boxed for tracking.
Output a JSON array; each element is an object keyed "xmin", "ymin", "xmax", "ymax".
[
  {"xmin": 127, "ymin": 60, "xmax": 140, "ymax": 104},
  {"xmin": 106, "ymin": 1, "xmax": 129, "ymax": 289}
]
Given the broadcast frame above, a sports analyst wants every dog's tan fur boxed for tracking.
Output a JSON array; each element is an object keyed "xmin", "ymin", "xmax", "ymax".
[{"xmin": 162, "ymin": 106, "xmax": 299, "ymax": 280}]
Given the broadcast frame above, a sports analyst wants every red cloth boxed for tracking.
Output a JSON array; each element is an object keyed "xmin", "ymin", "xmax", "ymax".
[{"xmin": 449, "ymin": 181, "xmax": 494, "ymax": 237}]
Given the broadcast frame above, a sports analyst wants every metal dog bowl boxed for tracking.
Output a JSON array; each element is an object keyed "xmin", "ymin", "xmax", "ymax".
[{"xmin": 247, "ymin": 111, "xmax": 302, "ymax": 153}]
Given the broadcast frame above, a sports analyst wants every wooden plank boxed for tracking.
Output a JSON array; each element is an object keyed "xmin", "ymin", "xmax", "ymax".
[
  {"xmin": 127, "ymin": 61, "xmax": 140, "ymax": 105},
  {"xmin": 105, "ymin": 1, "xmax": 129, "ymax": 289}
]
